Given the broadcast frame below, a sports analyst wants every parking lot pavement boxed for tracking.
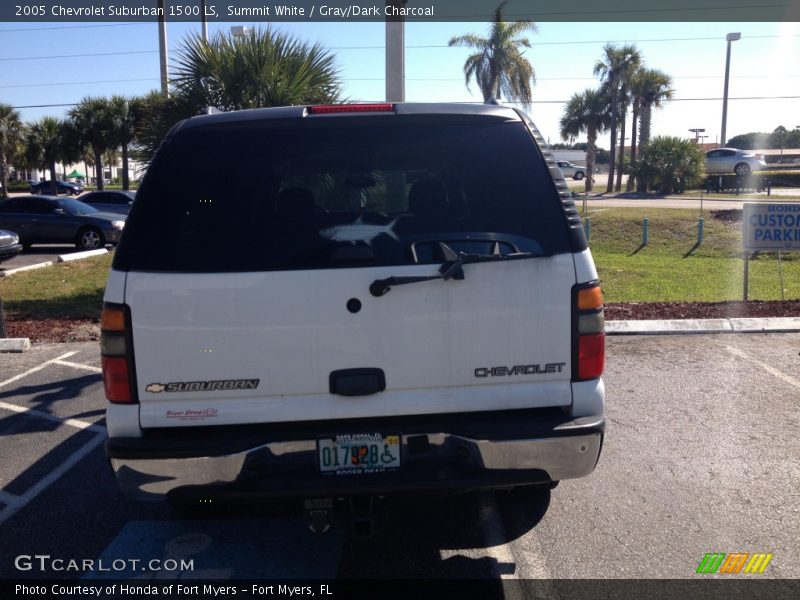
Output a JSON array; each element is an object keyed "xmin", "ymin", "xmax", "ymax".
[
  {"xmin": 0, "ymin": 334, "xmax": 798, "ymax": 584},
  {"xmin": 0, "ymin": 245, "xmax": 82, "ymax": 273}
]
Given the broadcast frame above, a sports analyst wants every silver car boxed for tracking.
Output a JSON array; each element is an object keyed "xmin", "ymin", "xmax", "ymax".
[
  {"xmin": 556, "ymin": 160, "xmax": 586, "ymax": 180},
  {"xmin": 705, "ymin": 148, "xmax": 766, "ymax": 177}
]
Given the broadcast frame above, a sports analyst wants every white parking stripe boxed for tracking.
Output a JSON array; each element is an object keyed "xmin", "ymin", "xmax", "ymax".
[
  {"xmin": 0, "ymin": 400, "xmax": 105, "ymax": 433},
  {"xmin": 53, "ymin": 359, "xmax": 103, "ymax": 374},
  {"xmin": 0, "ymin": 432, "xmax": 106, "ymax": 527},
  {"xmin": 725, "ymin": 346, "xmax": 800, "ymax": 390},
  {"xmin": 0, "ymin": 489, "xmax": 20, "ymax": 505},
  {"xmin": 0, "ymin": 351, "xmax": 77, "ymax": 389}
]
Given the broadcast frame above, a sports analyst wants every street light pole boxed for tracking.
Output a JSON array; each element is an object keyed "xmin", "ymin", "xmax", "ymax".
[{"xmin": 720, "ymin": 32, "xmax": 741, "ymax": 147}]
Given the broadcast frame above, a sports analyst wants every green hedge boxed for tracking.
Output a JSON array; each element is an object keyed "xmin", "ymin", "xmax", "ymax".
[{"xmin": 5, "ymin": 181, "xmax": 33, "ymax": 192}]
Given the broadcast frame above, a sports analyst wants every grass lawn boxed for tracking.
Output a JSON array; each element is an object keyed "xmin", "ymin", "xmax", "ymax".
[
  {"xmin": 0, "ymin": 208, "xmax": 798, "ymax": 321},
  {"xmin": 0, "ymin": 253, "xmax": 113, "ymax": 320},
  {"xmin": 587, "ymin": 208, "xmax": 799, "ymax": 302}
]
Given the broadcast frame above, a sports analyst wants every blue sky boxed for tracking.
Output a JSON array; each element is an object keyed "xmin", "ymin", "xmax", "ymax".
[{"xmin": 0, "ymin": 20, "xmax": 797, "ymax": 148}]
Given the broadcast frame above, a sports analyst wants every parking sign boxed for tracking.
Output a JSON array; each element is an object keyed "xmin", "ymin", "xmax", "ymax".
[{"xmin": 742, "ymin": 203, "xmax": 800, "ymax": 251}]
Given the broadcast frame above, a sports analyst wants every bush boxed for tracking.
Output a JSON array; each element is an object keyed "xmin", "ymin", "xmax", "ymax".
[
  {"xmin": 5, "ymin": 181, "xmax": 32, "ymax": 192},
  {"xmin": 631, "ymin": 137, "xmax": 705, "ymax": 194}
]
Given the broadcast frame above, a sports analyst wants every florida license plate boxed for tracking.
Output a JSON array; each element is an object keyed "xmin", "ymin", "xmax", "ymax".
[{"xmin": 318, "ymin": 433, "xmax": 401, "ymax": 474}]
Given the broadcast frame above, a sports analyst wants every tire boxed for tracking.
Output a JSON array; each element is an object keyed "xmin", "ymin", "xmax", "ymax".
[
  {"xmin": 734, "ymin": 162, "xmax": 751, "ymax": 177},
  {"xmin": 76, "ymin": 227, "xmax": 104, "ymax": 250},
  {"xmin": 574, "ymin": 171, "xmax": 585, "ymax": 181}
]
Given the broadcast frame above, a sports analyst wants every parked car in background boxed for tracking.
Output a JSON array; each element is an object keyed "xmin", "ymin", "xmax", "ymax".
[
  {"xmin": 79, "ymin": 190, "xmax": 136, "ymax": 215},
  {"xmin": 0, "ymin": 195, "xmax": 125, "ymax": 250},
  {"xmin": 0, "ymin": 228, "xmax": 23, "ymax": 263},
  {"xmin": 704, "ymin": 148, "xmax": 766, "ymax": 177},
  {"xmin": 556, "ymin": 161, "xmax": 586, "ymax": 180},
  {"xmin": 30, "ymin": 180, "xmax": 84, "ymax": 195}
]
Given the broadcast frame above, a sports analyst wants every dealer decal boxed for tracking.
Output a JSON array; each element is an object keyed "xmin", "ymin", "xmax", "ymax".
[
  {"xmin": 166, "ymin": 408, "xmax": 219, "ymax": 421},
  {"xmin": 145, "ymin": 379, "xmax": 260, "ymax": 393}
]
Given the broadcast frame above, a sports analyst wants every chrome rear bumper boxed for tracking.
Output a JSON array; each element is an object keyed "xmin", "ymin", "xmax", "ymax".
[{"xmin": 107, "ymin": 414, "xmax": 604, "ymax": 501}]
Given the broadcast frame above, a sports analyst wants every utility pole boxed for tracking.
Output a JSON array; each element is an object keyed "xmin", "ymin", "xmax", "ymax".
[
  {"xmin": 385, "ymin": 0, "xmax": 406, "ymax": 102},
  {"xmin": 200, "ymin": 0, "xmax": 208, "ymax": 42},
  {"xmin": 158, "ymin": 0, "xmax": 169, "ymax": 97}
]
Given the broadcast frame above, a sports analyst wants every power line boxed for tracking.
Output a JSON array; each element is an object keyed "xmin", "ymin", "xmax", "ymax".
[
  {"xmin": 0, "ymin": 23, "xmax": 149, "ymax": 33},
  {"xmin": 3, "ymin": 73, "xmax": 794, "ymax": 90},
  {"xmin": 12, "ymin": 95, "xmax": 800, "ymax": 110},
  {"xmin": 0, "ymin": 78, "xmax": 160, "ymax": 89},
  {"xmin": 2, "ymin": 33, "xmax": 798, "ymax": 62},
  {"xmin": 0, "ymin": 50, "xmax": 157, "ymax": 62}
]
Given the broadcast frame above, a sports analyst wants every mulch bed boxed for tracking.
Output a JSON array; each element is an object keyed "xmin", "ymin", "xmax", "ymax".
[{"xmin": 3, "ymin": 300, "xmax": 799, "ymax": 344}]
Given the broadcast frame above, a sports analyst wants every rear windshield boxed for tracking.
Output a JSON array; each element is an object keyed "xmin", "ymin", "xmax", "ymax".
[{"xmin": 115, "ymin": 118, "xmax": 571, "ymax": 272}]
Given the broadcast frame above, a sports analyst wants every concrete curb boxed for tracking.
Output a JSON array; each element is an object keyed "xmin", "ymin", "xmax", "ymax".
[
  {"xmin": 0, "ymin": 261, "xmax": 54, "ymax": 277},
  {"xmin": 607, "ymin": 317, "xmax": 800, "ymax": 335},
  {"xmin": 0, "ymin": 338, "xmax": 31, "ymax": 353},
  {"xmin": 57, "ymin": 249, "xmax": 108, "ymax": 262}
]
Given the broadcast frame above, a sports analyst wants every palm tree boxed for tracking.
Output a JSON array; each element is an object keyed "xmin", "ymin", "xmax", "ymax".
[
  {"xmin": 68, "ymin": 97, "xmax": 116, "ymax": 190},
  {"xmin": 594, "ymin": 43, "xmax": 642, "ymax": 193},
  {"xmin": 636, "ymin": 69, "xmax": 673, "ymax": 191},
  {"xmin": 448, "ymin": 1, "xmax": 538, "ymax": 106},
  {"xmin": 172, "ymin": 27, "xmax": 342, "ymax": 111},
  {"xmin": 0, "ymin": 104, "xmax": 24, "ymax": 198},
  {"xmin": 559, "ymin": 89, "xmax": 611, "ymax": 193},
  {"xmin": 626, "ymin": 69, "xmax": 645, "ymax": 191},
  {"xmin": 637, "ymin": 69, "xmax": 674, "ymax": 151},
  {"xmin": 109, "ymin": 96, "xmax": 137, "ymax": 190},
  {"xmin": 27, "ymin": 117, "xmax": 70, "ymax": 195}
]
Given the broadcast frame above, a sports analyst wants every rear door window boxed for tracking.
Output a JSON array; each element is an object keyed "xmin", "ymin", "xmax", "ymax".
[{"xmin": 116, "ymin": 119, "xmax": 571, "ymax": 272}]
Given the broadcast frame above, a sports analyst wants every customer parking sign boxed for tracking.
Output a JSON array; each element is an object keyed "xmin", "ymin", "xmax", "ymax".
[{"xmin": 743, "ymin": 203, "xmax": 800, "ymax": 251}]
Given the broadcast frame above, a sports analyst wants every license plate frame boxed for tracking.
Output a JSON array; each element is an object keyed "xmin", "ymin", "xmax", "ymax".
[{"xmin": 317, "ymin": 433, "xmax": 402, "ymax": 475}]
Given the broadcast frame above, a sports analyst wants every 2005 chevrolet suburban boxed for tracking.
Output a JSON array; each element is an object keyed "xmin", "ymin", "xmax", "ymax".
[{"xmin": 102, "ymin": 102, "xmax": 605, "ymax": 533}]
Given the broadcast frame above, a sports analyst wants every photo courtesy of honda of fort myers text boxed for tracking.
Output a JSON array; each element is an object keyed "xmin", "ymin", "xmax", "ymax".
[{"xmin": 1, "ymin": 1, "xmax": 800, "ymax": 600}]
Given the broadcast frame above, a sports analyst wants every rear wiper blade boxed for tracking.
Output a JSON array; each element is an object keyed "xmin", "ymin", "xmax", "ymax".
[{"xmin": 369, "ymin": 242, "xmax": 537, "ymax": 297}]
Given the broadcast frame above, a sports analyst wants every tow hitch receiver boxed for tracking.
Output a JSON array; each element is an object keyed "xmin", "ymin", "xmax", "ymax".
[
  {"xmin": 304, "ymin": 498, "xmax": 334, "ymax": 534},
  {"xmin": 349, "ymin": 496, "xmax": 381, "ymax": 539}
]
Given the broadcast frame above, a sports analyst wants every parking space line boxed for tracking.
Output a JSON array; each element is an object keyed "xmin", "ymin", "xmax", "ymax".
[
  {"xmin": 0, "ymin": 432, "xmax": 106, "ymax": 527},
  {"xmin": 53, "ymin": 359, "xmax": 102, "ymax": 374},
  {"xmin": 0, "ymin": 400, "xmax": 105, "ymax": 433},
  {"xmin": 0, "ymin": 489, "xmax": 20, "ymax": 506},
  {"xmin": 725, "ymin": 346, "xmax": 800, "ymax": 390},
  {"xmin": 0, "ymin": 351, "xmax": 78, "ymax": 390}
]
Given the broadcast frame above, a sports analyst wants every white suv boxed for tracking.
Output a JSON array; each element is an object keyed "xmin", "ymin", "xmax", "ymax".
[{"xmin": 102, "ymin": 103, "xmax": 605, "ymax": 531}]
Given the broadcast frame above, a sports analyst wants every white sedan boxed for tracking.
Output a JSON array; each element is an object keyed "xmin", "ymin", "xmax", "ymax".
[{"xmin": 705, "ymin": 148, "xmax": 766, "ymax": 177}]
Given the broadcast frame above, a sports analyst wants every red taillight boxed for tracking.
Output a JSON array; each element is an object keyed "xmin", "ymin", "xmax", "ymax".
[
  {"xmin": 308, "ymin": 103, "xmax": 394, "ymax": 114},
  {"xmin": 577, "ymin": 333, "xmax": 605, "ymax": 380},
  {"xmin": 101, "ymin": 303, "xmax": 137, "ymax": 404},
  {"xmin": 102, "ymin": 356, "xmax": 132, "ymax": 403},
  {"xmin": 573, "ymin": 283, "xmax": 605, "ymax": 381}
]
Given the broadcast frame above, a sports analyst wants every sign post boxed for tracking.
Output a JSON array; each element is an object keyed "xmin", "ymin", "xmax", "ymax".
[{"xmin": 742, "ymin": 203, "xmax": 800, "ymax": 300}]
